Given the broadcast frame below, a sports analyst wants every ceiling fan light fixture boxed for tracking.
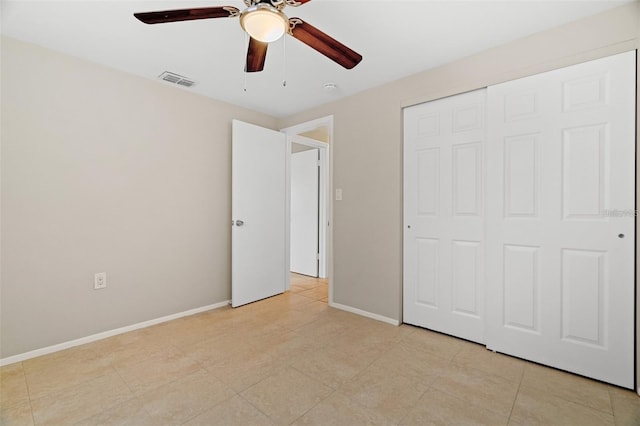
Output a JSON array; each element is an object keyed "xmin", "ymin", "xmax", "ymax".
[{"xmin": 240, "ymin": 4, "xmax": 288, "ymax": 43}]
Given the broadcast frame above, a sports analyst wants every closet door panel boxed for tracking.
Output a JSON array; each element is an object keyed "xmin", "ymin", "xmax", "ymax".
[
  {"xmin": 404, "ymin": 89, "xmax": 487, "ymax": 344},
  {"xmin": 486, "ymin": 51, "xmax": 635, "ymax": 389}
]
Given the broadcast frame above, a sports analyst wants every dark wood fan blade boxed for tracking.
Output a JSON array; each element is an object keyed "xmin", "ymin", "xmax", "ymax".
[
  {"xmin": 134, "ymin": 7, "xmax": 239, "ymax": 24},
  {"xmin": 288, "ymin": 18, "xmax": 362, "ymax": 69},
  {"xmin": 246, "ymin": 37, "xmax": 268, "ymax": 73}
]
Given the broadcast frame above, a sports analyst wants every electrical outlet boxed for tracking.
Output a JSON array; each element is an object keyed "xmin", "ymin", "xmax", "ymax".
[{"xmin": 94, "ymin": 272, "xmax": 107, "ymax": 290}]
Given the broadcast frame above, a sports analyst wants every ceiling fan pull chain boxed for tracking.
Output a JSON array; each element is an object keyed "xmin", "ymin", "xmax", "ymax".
[
  {"xmin": 244, "ymin": 32, "xmax": 248, "ymax": 92},
  {"xmin": 283, "ymin": 35, "xmax": 287, "ymax": 87}
]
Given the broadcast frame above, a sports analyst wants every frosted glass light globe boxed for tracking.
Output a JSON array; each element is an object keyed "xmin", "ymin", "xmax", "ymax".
[{"xmin": 240, "ymin": 5, "xmax": 288, "ymax": 43}]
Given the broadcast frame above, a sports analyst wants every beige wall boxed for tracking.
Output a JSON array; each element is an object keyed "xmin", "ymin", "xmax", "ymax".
[
  {"xmin": 278, "ymin": 2, "xmax": 640, "ymax": 340},
  {"xmin": 0, "ymin": 37, "xmax": 277, "ymax": 358}
]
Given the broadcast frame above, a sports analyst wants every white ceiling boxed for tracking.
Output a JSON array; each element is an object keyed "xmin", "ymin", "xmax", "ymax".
[{"xmin": 2, "ymin": 0, "xmax": 633, "ymax": 117}]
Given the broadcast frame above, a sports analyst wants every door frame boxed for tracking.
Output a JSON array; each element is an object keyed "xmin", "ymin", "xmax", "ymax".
[{"xmin": 281, "ymin": 116, "xmax": 332, "ymax": 297}]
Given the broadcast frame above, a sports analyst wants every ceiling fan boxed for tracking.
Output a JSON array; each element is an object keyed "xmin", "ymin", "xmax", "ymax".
[{"xmin": 134, "ymin": 0, "xmax": 363, "ymax": 73}]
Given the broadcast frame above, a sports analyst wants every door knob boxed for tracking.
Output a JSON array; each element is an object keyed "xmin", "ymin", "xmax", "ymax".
[{"xmin": 236, "ymin": 220, "xmax": 244, "ymax": 227}]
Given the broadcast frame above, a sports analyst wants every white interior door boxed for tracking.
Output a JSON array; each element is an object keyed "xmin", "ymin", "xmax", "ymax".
[
  {"xmin": 290, "ymin": 149, "xmax": 319, "ymax": 277},
  {"xmin": 486, "ymin": 51, "xmax": 636, "ymax": 388},
  {"xmin": 232, "ymin": 120, "xmax": 287, "ymax": 307},
  {"xmin": 403, "ymin": 89, "xmax": 487, "ymax": 344}
]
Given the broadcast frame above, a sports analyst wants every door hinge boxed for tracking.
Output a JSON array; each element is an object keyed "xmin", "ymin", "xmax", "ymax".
[{"xmin": 316, "ymin": 253, "xmax": 320, "ymax": 260}]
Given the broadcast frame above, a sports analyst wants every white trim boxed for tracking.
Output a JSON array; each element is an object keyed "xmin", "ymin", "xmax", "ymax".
[
  {"xmin": 329, "ymin": 302, "xmax": 401, "ymax": 326},
  {"xmin": 291, "ymin": 135, "xmax": 328, "ymax": 150},
  {"xmin": 285, "ymin": 134, "xmax": 292, "ymax": 292},
  {"xmin": 0, "ymin": 300, "xmax": 230, "ymax": 366},
  {"xmin": 281, "ymin": 115, "xmax": 334, "ymax": 137}
]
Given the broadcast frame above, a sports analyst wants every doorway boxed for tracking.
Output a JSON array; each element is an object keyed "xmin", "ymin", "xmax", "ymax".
[
  {"xmin": 282, "ymin": 116, "xmax": 332, "ymax": 302},
  {"xmin": 231, "ymin": 118, "xmax": 331, "ymax": 308}
]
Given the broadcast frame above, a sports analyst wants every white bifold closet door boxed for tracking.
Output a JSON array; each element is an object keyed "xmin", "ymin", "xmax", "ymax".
[
  {"xmin": 403, "ymin": 51, "xmax": 635, "ymax": 388},
  {"xmin": 403, "ymin": 89, "xmax": 487, "ymax": 344},
  {"xmin": 486, "ymin": 51, "xmax": 636, "ymax": 389}
]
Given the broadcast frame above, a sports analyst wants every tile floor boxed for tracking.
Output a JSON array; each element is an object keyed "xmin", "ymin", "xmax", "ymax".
[{"xmin": 2, "ymin": 273, "xmax": 639, "ymax": 425}]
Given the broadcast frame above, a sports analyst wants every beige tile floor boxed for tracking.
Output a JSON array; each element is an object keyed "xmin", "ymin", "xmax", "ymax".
[{"xmin": 2, "ymin": 273, "xmax": 639, "ymax": 425}]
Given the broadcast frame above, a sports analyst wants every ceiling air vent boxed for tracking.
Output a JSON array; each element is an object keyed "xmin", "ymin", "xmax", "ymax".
[{"xmin": 158, "ymin": 71, "xmax": 195, "ymax": 88}]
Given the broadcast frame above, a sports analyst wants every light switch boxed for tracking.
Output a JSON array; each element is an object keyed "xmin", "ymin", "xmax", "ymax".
[{"xmin": 335, "ymin": 188, "xmax": 343, "ymax": 201}]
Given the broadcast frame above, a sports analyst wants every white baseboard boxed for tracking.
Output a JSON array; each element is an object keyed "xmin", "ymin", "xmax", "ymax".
[
  {"xmin": 329, "ymin": 302, "xmax": 400, "ymax": 326},
  {"xmin": 0, "ymin": 300, "xmax": 230, "ymax": 366}
]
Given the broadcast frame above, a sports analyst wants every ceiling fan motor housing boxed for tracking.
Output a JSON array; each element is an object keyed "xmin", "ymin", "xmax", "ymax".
[{"xmin": 243, "ymin": 0, "xmax": 283, "ymax": 9}]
